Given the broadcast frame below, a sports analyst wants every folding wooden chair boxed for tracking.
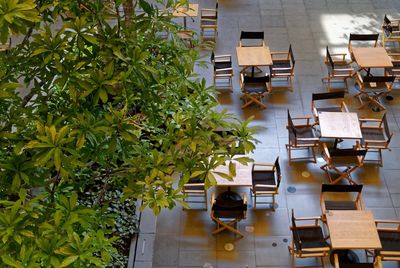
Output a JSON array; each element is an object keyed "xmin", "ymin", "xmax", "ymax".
[
  {"xmin": 320, "ymin": 184, "xmax": 365, "ymax": 218},
  {"xmin": 321, "ymin": 46, "xmax": 354, "ymax": 92},
  {"xmin": 269, "ymin": 44, "xmax": 295, "ymax": 91},
  {"xmin": 359, "ymin": 113, "xmax": 393, "ymax": 166},
  {"xmin": 382, "ymin": 14, "xmax": 400, "ymax": 48},
  {"xmin": 287, "ymin": 109, "xmax": 319, "ymax": 163},
  {"xmin": 200, "ymin": 3, "xmax": 218, "ymax": 41},
  {"xmin": 182, "ymin": 177, "xmax": 207, "ymax": 210},
  {"xmin": 240, "ymin": 73, "xmax": 269, "ymax": 109},
  {"xmin": 210, "ymin": 191, "xmax": 247, "ymax": 237},
  {"xmin": 311, "ymin": 91, "xmax": 349, "ymax": 125},
  {"xmin": 320, "ymin": 143, "xmax": 367, "ymax": 184},
  {"xmin": 354, "ymin": 73, "xmax": 395, "ymax": 110},
  {"xmin": 333, "ymin": 254, "xmax": 382, "ymax": 268},
  {"xmin": 348, "ymin": 33, "xmax": 379, "ymax": 63},
  {"xmin": 211, "ymin": 51, "xmax": 233, "ymax": 89},
  {"xmin": 251, "ymin": 157, "xmax": 282, "ymax": 210},
  {"xmin": 288, "ymin": 209, "xmax": 330, "ymax": 268},
  {"xmin": 374, "ymin": 219, "xmax": 400, "ymax": 264}
]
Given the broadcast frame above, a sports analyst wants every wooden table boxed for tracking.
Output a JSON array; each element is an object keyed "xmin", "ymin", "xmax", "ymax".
[
  {"xmin": 319, "ymin": 112, "xmax": 362, "ymax": 141},
  {"xmin": 352, "ymin": 47, "xmax": 393, "ymax": 69},
  {"xmin": 236, "ymin": 46, "xmax": 272, "ymax": 76},
  {"xmin": 326, "ymin": 210, "xmax": 382, "ymax": 250},
  {"xmin": 173, "ymin": 4, "xmax": 199, "ymax": 29},
  {"xmin": 213, "ymin": 159, "xmax": 253, "ymax": 186}
]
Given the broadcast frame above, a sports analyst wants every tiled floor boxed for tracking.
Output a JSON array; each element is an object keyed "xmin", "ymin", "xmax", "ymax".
[{"xmin": 152, "ymin": 0, "xmax": 400, "ymax": 267}]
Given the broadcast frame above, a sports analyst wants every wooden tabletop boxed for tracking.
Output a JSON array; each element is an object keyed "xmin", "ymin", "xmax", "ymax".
[
  {"xmin": 172, "ymin": 4, "xmax": 199, "ymax": 17},
  {"xmin": 326, "ymin": 210, "xmax": 382, "ymax": 250},
  {"xmin": 236, "ymin": 46, "xmax": 273, "ymax": 67},
  {"xmin": 352, "ymin": 47, "xmax": 393, "ymax": 68},
  {"xmin": 319, "ymin": 112, "xmax": 362, "ymax": 139},
  {"xmin": 213, "ymin": 158, "xmax": 253, "ymax": 186}
]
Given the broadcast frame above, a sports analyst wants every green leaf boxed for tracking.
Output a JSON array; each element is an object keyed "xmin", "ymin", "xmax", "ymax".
[
  {"xmin": 228, "ymin": 161, "xmax": 236, "ymax": 177},
  {"xmin": 60, "ymin": 255, "xmax": 79, "ymax": 267},
  {"xmin": 1, "ymin": 255, "xmax": 23, "ymax": 268}
]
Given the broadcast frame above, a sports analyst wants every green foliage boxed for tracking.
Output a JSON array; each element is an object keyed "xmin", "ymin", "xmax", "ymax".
[{"xmin": 0, "ymin": 0, "xmax": 257, "ymax": 266}]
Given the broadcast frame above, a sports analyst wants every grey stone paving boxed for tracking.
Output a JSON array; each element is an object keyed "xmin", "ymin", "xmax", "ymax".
[{"xmin": 152, "ymin": 0, "xmax": 400, "ymax": 267}]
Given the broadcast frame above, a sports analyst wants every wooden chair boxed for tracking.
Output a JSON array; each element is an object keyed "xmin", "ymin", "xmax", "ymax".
[
  {"xmin": 320, "ymin": 184, "xmax": 364, "ymax": 218},
  {"xmin": 286, "ymin": 110, "xmax": 319, "ymax": 163},
  {"xmin": 288, "ymin": 209, "xmax": 330, "ymax": 268},
  {"xmin": 354, "ymin": 73, "xmax": 395, "ymax": 110},
  {"xmin": 210, "ymin": 191, "xmax": 247, "ymax": 237},
  {"xmin": 320, "ymin": 143, "xmax": 367, "ymax": 184},
  {"xmin": 269, "ymin": 44, "xmax": 295, "ymax": 91},
  {"xmin": 374, "ymin": 220, "xmax": 400, "ymax": 264},
  {"xmin": 348, "ymin": 33, "xmax": 379, "ymax": 63},
  {"xmin": 322, "ymin": 46, "xmax": 354, "ymax": 92},
  {"xmin": 382, "ymin": 14, "xmax": 400, "ymax": 48},
  {"xmin": 182, "ymin": 177, "xmax": 207, "ymax": 210},
  {"xmin": 311, "ymin": 91, "xmax": 349, "ymax": 125},
  {"xmin": 251, "ymin": 157, "xmax": 281, "ymax": 210},
  {"xmin": 211, "ymin": 51, "xmax": 233, "ymax": 89},
  {"xmin": 239, "ymin": 31, "xmax": 265, "ymax": 47},
  {"xmin": 385, "ymin": 55, "xmax": 400, "ymax": 84},
  {"xmin": 240, "ymin": 73, "xmax": 269, "ymax": 109},
  {"xmin": 333, "ymin": 254, "xmax": 382, "ymax": 268},
  {"xmin": 359, "ymin": 113, "xmax": 393, "ymax": 166},
  {"xmin": 200, "ymin": 3, "xmax": 218, "ymax": 41}
]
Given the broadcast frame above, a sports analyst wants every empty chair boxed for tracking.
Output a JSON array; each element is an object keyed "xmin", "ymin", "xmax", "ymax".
[
  {"xmin": 251, "ymin": 157, "xmax": 282, "ymax": 210},
  {"xmin": 384, "ymin": 55, "xmax": 400, "ymax": 84},
  {"xmin": 240, "ymin": 73, "xmax": 269, "ymax": 109},
  {"xmin": 333, "ymin": 254, "xmax": 382, "ymax": 268},
  {"xmin": 182, "ymin": 177, "xmax": 207, "ymax": 210},
  {"xmin": 239, "ymin": 31, "xmax": 265, "ymax": 47},
  {"xmin": 211, "ymin": 51, "xmax": 233, "ymax": 89},
  {"xmin": 269, "ymin": 44, "xmax": 295, "ymax": 91},
  {"xmin": 348, "ymin": 33, "xmax": 379, "ymax": 62},
  {"xmin": 382, "ymin": 14, "xmax": 400, "ymax": 47},
  {"xmin": 320, "ymin": 184, "xmax": 364, "ymax": 217},
  {"xmin": 320, "ymin": 143, "xmax": 367, "ymax": 184},
  {"xmin": 359, "ymin": 113, "xmax": 393, "ymax": 166},
  {"xmin": 200, "ymin": 3, "xmax": 218, "ymax": 41},
  {"xmin": 311, "ymin": 91, "xmax": 349, "ymax": 125},
  {"xmin": 322, "ymin": 46, "xmax": 354, "ymax": 92},
  {"xmin": 286, "ymin": 109, "xmax": 319, "ymax": 163},
  {"xmin": 210, "ymin": 190, "xmax": 247, "ymax": 237},
  {"xmin": 374, "ymin": 219, "xmax": 400, "ymax": 264},
  {"xmin": 354, "ymin": 73, "xmax": 395, "ymax": 110},
  {"xmin": 288, "ymin": 209, "xmax": 330, "ymax": 268}
]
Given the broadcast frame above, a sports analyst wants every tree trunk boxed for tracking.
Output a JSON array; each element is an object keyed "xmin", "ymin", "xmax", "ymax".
[{"xmin": 123, "ymin": 0, "xmax": 136, "ymax": 26}]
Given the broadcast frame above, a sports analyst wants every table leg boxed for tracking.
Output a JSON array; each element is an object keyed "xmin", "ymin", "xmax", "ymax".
[{"xmin": 251, "ymin": 67, "xmax": 255, "ymax": 77}]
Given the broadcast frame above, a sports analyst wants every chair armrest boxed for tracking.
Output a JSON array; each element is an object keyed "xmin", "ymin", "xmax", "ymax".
[
  {"xmin": 291, "ymin": 116, "xmax": 312, "ymax": 126},
  {"xmin": 272, "ymin": 67, "xmax": 292, "ymax": 71},
  {"xmin": 333, "ymin": 68, "xmax": 353, "ymax": 72},
  {"xmin": 184, "ymin": 183, "xmax": 205, "ymax": 187},
  {"xmin": 215, "ymin": 67, "xmax": 233, "ymax": 73},
  {"xmin": 295, "ymin": 216, "xmax": 322, "ymax": 221},
  {"xmin": 359, "ymin": 118, "xmax": 382, "ymax": 122},
  {"xmin": 296, "ymin": 137, "xmax": 319, "ymax": 141},
  {"xmin": 321, "ymin": 143, "xmax": 331, "ymax": 160},
  {"xmin": 341, "ymin": 101, "xmax": 349, "ymax": 112},
  {"xmin": 210, "ymin": 192, "xmax": 215, "ymax": 208},
  {"xmin": 301, "ymin": 247, "xmax": 330, "ymax": 252},
  {"xmin": 201, "ymin": 8, "xmax": 217, "ymax": 11},
  {"xmin": 271, "ymin": 52, "xmax": 289, "ymax": 55},
  {"xmin": 214, "ymin": 54, "xmax": 231, "ymax": 59}
]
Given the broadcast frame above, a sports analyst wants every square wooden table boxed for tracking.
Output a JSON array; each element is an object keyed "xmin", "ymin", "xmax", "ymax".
[
  {"xmin": 173, "ymin": 4, "xmax": 199, "ymax": 29},
  {"xmin": 326, "ymin": 210, "xmax": 382, "ymax": 250},
  {"xmin": 213, "ymin": 159, "xmax": 253, "ymax": 186},
  {"xmin": 352, "ymin": 47, "xmax": 393, "ymax": 69},
  {"xmin": 319, "ymin": 112, "xmax": 362, "ymax": 140},
  {"xmin": 236, "ymin": 46, "xmax": 272, "ymax": 76}
]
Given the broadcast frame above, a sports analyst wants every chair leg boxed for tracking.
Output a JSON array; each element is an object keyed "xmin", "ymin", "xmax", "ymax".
[
  {"xmin": 254, "ymin": 192, "xmax": 257, "ymax": 209},
  {"xmin": 272, "ymin": 194, "xmax": 275, "ymax": 211},
  {"xmin": 327, "ymin": 78, "xmax": 331, "ymax": 92},
  {"xmin": 204, "ymin": 191, "xmax": 208, "ymax": 210},
  {"xmin": 321, "ymin": 256, "xmax": 325, "ymax": 268},
  {"xmin": 311, "ymin": 147, "xmax": 317, "ymax": 163},
  {"xmin": 379, "ymin": 148, "xmax": 383, "ymax": 167}
]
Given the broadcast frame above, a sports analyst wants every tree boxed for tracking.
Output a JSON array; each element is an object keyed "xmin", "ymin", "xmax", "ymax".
[{"xmin": 0, "ymin": 0, "xmax": 256, "ymax": 266}]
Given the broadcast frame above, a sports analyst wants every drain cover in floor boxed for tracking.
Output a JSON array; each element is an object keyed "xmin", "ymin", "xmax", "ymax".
[
  {"xmin": 245, "ymin": 226, "xmax": 254, "ymax": 233},
  {"xmin": 224, "ymin": 243, "xmax": 234, "ymax": 251},
  {"xmin": 203, "ymin": 263, "xmax": 214, "ymax": 268},
  {"xmin": 287, "ymin": 186, "xmax": 296, "ymax": 193},
  {"xmin": 301, "ymin": 171, "xmax": 310, "ymax": 178}
]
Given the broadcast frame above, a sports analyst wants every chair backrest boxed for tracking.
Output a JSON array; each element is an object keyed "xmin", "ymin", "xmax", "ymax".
[
  {"xmin": 384, "ymin": 14, "xmax": 391, "ymax": 26},
  {"xmin": 287, "ymin": 109, "xmax": 297, "ymax": 137},
  {"xmin": 240, "ymin": 31, "xmax": 264, "ymax": 46},
  {"xmin": 312, "ymin": 91, "xmax": 345, "ymax": 101},
  {"xmin": 291, "ymin": 209, "xmax": 303, "ymax": 250},
  {"xmin": 349, "ymin": 33, "xmax": 379, "ymax": 42},
  {"xmin": 274, "ymin": 157, "xmax": 282, "ymax": 188},
  {"xmin": 243, "ymin": 75, "xmax": 269, "ymax": 84},
  {"xmin": 326, "ymin": 46, "xmax": 335, "ymax": 70},
  {"xmin": 383, "ymin": 15, "xmax": 393, "ymax": 35},
  {"xmin": 289, "ymin": 44, "xmax": 295, "ymax": 67},
  {"xmin": 329, "ymin": 147, "xmax": 367, "ymax": 158},
  {"xmin": 321, "ymin": 184, "xmax": 363, "ymax": 193},
  {"xmin": 382, "ymin": 113, "xmax": 393, "ymax": 143}
]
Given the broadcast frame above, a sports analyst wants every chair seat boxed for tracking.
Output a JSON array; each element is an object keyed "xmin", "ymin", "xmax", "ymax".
[
  {"xmin": 361, "ymin": 128, "xmax": 385, "ymax": 145},
  {"xmin": 252, "ymin": 171, "xmax": 276, "ymax": 191},
  {"xmin": 296, "ymin": 227, "xmax": 329, "ymax": 249},
  {"xmin": 271, "ymin": 60, "xmax": 291, "ymax": 73},
  {"xmin": 325, "ymin": 201, "xmax": 358, "ymax": 210},
  {"xmin": 378, "ymin": 231, "xmax": 400, "ymax": 252},
  {"xmin": 289, "ymin": 126, "xmax": 317, "ymax": 145},
  {"xmin": 329, "ymin": 155, "xmax": 361, "ymax": 166},
  {"xmin": 243, "ymin": 83, "xmax": 267, "ymax": 93}
]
